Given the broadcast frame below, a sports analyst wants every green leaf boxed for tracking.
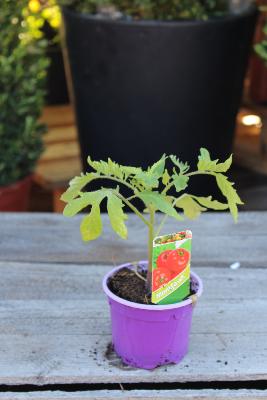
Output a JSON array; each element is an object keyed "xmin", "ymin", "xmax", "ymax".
[
  {"xmin": 162, "ymin": 169, "xmax": 170, "ymax": 185},
  {"xmin": 61, "ymin": 173, "xmax": 95, "ymax": 202},
  {"xmin": 80, "ymin": 203, "xmax": 102, "ymax": 241},
  {"xmin": 216, "ymin": 174, "xmax": 243, "ymax": 222},
  {"xmin": 107, "ymin": 157, "xmax": 124, "ymax": 179},
  {"xmin": 172, "ymin": 174, "xmax": 189, "ymax": 192},
  {"xmin": 134, "ymin": 171, "xmax": 159, "ymax": 189},
  {"xmin": 175, "ymin": 195, "xmax": 206, "ymax": 219},
  {"xmin": 197, "ymin": 148, "xmax": 232, "ymax": 173},
  {"xmin": 63, "ymin": 190, "xmax": 107, "ymax": 217},
  {"xmin": 170, "ymin": 155, "xmax": 189, "ymax": 174},
  {"xmin": 213, "ymin": 154, "xmax": 233, "ymax": 173},
  {"xmin": 63, "ymin": 193, "xmax": 93, "ymax": 217},
  {"xmin": 138, "ymin": 191, "xmax": 183, "ymax": 220},
  {"xmin": 121, "ymin": 166, "xmax": 142, "ymax": 176},
  {"xmin": 107, "ymin": 193, "xmax": 128, "ymax": 239},
  {"xmin": 87, "ymin": 156, "xmax": 109, "ymax": 174},
  {"xmin": 149, "ymin": 154, "xmax": 166, "ymax": 177},
  {"xmin": 192, "ymin": 196, "xmax": 229, "ymax": 210},
  {"xmin": 87, "ymin": 156, "xmax": 124, "ymax": 179}
]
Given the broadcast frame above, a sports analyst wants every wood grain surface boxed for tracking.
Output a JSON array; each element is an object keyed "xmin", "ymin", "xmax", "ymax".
[
  {"xmin": 0, "ymin": 212, "xmax": 266, "ymax": 398},
  {"xmin": 0, "ymin": 212, "xmax": 266, "ymax": 267},
  {"xmin": 0, "ymin": 389, "xmax": 267, "ymax": 400}
]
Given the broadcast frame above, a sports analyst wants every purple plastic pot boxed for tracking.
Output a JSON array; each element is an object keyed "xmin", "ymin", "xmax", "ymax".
[{"xmin": 102, "ymin": 261, "xmax": 203, "ymax": 369}]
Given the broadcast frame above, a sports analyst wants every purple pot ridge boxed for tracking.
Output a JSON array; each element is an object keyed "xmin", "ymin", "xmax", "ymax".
[{"xmin": 102, "ymin": 261, "xmax": 203, "ymax": 370}]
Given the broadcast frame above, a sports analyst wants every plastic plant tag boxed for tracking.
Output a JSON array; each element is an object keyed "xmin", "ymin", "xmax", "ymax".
[{"xmin": 151, "ymin": 230, "xmax": 192, "ymax": 305}]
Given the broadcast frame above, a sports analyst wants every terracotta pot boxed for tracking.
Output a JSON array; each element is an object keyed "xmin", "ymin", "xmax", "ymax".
[{"xmin": 0, "ymin": 175, "xmax": 32, "ymax": 212}]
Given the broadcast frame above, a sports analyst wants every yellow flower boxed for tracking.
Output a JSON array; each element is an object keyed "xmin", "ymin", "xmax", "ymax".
[{"xmin": 28, "ymin": 0, "xmax": 41, "ymax": 13}]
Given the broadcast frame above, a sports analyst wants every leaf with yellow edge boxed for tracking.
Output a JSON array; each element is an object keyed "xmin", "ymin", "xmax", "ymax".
[
  {"xmin": 197, "ymin": 148, "xmax": 232, "ymax": 173},
  {"xmin": 61, "ymin": 173, "xmax": 95, "ymax": 203},
  {"xmin": 216, "ymin": 174, "xmax": 243, "ymax": 222},
  {"xmin": 172, "ymin": 174, "xmax": 189, "ymax": 192},
  {"xmin": 175, "ymin": 194, "xmax": 206, "ymax": 219},
  {"xmin": 149, "ymin": 154, "xmax": 166, "ymax": 177},
  {"xmin": 107, "ymin": 193, "xmax": 128, "ymax": 239},
  {"xmin": 80, "ymin": 203, "xmax": 102, "ymax": 241},
  {"xmin": 192, "ymin": 195, "xmax": 229, "ymax": 210},
  {"xmin": 63, "ymin": 190, "xmax": 107, "ymax": 217},
  {"xmin": 162, "ymin": 169, "xmax": 170, "ymax": 185},
  {"xmin": 138, "ymin": 191, "xmax": 183, "ymax": 220}
]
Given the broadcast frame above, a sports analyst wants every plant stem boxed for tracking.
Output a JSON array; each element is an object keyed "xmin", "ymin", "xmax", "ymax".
[
  {"xmin": 155, "ymin": 194, "xmax": 185, "ymax": 237},
  {"xmin": 156, "ymin": 170, "xmax": 216, "ymax": 235},
  {"xmin": 94, "ymin": 174, "xmax": 137, "ymax": 192},
  {"xmin": 115, "ymin": 192, "xmax": 151, "ymax": 228},
  {"xmin": 162, "ymin": 170, "xmax": 214, "ymax": 195},
  {"xmin": 155, "ymin": 213, "xmax": 168, "ymax": 237},
  {"xmin": 127, "ymin": 194, "xmax": 137, "ymax": 201},
  {"xmin": 162, "ymin": 180, "xmax": 174, "ymax": 195},
  {"xmin": 147, "ymin": 206, "xmax": 155, "ymax": 291},
  {"xmin": 186, "ymin": 170, "xmax": 215, "ymax": 177}
]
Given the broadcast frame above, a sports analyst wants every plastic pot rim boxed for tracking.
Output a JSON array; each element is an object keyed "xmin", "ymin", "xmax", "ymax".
[{"xmin": 102, "ymin": 261, "xmax": 203, "ymax": 311}]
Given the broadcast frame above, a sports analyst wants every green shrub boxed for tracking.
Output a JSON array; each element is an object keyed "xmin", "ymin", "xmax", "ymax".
[
  {"xmin": 254, "ymin": 7, "xmax": 267, "ymax": 63},
  {"xmin": 60, "ymin": 0, "xmax": 228, "ymax": 20},
  {"xmin": 0, "ymin": 0, "xmax": 49, "ymax": 187}
]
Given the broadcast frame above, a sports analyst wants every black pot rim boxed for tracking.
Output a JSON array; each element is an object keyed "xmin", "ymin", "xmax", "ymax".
[{"xmin": 62, "ymin": 4, "xmax": 257, "ymax": 27}]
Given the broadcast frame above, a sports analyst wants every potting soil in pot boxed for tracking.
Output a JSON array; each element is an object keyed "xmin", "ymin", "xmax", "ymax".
[{"xmin": 107, "ymin": 266, "xmax": 196, "ymax": 305}]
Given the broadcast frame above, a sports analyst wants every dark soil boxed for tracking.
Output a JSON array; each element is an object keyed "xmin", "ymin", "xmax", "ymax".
[
  {"xmin": 107, "ymin": 266, "xmax": 196, "ymax": 305},
  {"xmin": 108, "ymin": 267, "xmax": 152, "ymax": 304}
]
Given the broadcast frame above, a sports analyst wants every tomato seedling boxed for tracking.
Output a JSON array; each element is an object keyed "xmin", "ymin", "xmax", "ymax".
[{"xmin": 61, "ymin": 148, "xmax": 242, "ymax": 290}]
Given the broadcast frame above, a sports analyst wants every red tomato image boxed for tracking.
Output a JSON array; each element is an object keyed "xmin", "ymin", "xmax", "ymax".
[
  {"xmin": 167, "ymin": 248, "xmax": 190, "ymax": 274},
  {"xmin": 156, "ymin": 250, "xmax": 172, "ymax": 269},
  {"xmin": 153, "ymin": 267, "xmax": 172, "ymax": 291}
]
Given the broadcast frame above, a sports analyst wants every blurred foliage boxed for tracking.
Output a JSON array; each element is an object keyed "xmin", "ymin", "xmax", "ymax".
[
  {"xmin": 0, "ymin": 0, "xmax": 49, "ymax": 186},
  {"xmin": 59, "ymin": 0, "xmax": 228, "ymax": 20},
  {"xmin": 24, "ymin": 0, "xmax": 61, "ymax": 43},
  {"xmin": 254, "ymin": 6, "xmax": 267, "ymax": 62}
]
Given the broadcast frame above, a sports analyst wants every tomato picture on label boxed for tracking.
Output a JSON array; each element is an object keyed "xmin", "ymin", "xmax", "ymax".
[
  {"xmin": 167, "ymin": 248, "xmax": 190, "ymax": 275},
  {"xmin": 152, "ymin": 267, "xmax": 172, "ymax": 291},
  {"xmin": 156, "ymin": 249, "xmax": 172, "ymax": 269},
  {"xmin": 155, "ymin": 248, "xmax": 190, "ymax": 279}
]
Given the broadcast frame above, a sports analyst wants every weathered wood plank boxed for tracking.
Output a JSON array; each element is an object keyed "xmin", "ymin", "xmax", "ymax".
[
  {"xmin": 1, "ymin": 263, "xmax": 266, "ymax": 301},
  {"xmin": 1, "ymin": 389, "xmax": 267, "ymax": 400},
  {"xmin": 35, "ymin": 158, "xmax": 82, "ymax": 189},
  {"xmin": 40, "ymin": 105, "xmax": 75, "ymax": 127},
  {"xmin": 0, "ymin": 332, "xmax": 266, "ymax": 384},
  {"xmin": 43, "ymin": 126, "xmax": 77, "ymax": 145},
  {"xmin": 0, "ymin": 263, "xmax": 266, "ymax": 385},
  {"xmin": 1, "ymin": 298, "xmax": 266, "ymax": 335},
  {"xmin": 39, "ymin": 142, "xmax": 80, "ymax": 163},
  {"xmin": 0, "ymin": 212, "xmax": 266, "ymax": 266},
  {"xmin": 0, "ymin": 212, "xmax": 266, "ymax": 386},
  {"xmin": 0, "ymin": 264, "xmax": 266, "ymax": 336}
]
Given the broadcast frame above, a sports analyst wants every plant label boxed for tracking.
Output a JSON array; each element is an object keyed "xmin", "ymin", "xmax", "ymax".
[{"xmin": 151, "ymin": 230, "xmax": 192, "ymax": 304}]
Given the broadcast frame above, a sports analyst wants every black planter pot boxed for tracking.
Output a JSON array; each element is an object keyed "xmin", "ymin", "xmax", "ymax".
[
  {"xmin": 42, "ymin": 22, "xmax": 69, "ymax": 106},
  {"xmin": 46, "ymin": 44, "xmax": 69, "ymax": 105},
  {"xmin": 62, "ymin": 6, "xmax": 257, "ymax": 171}
]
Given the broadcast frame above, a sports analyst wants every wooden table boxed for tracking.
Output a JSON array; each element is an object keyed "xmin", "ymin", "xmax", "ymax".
[{"xmin": 0, "ymin": 212, "xmax": 267, "ymax": 399}]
